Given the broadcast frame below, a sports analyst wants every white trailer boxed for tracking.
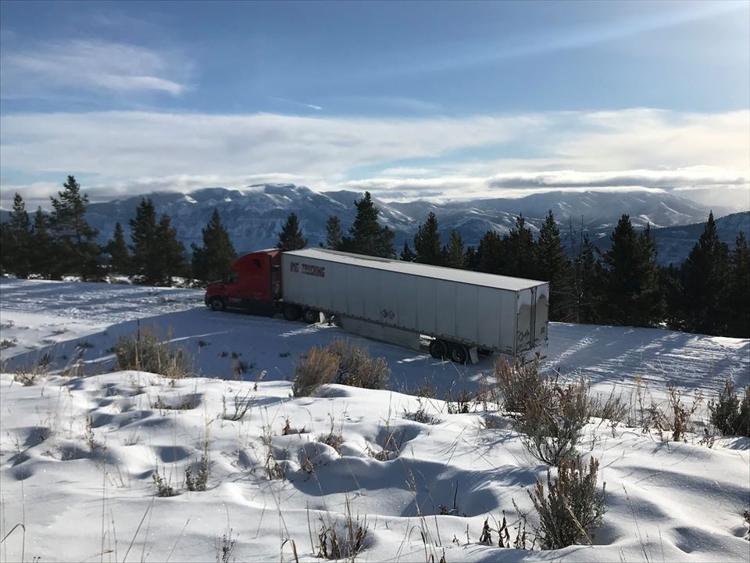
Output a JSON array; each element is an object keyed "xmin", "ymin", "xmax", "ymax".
[{"xmin": 281, "ymin": 248, "xmax": 549, "ymax": 362}]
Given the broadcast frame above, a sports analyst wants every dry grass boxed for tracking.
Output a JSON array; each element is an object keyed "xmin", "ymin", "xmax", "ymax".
[
  {"xmin": 293, "ymin": 340, "xmax": 390, "ymax": 397},
  {"xmin": 114, "ymin": 327, "xmax": 192, "ymax": 379}
]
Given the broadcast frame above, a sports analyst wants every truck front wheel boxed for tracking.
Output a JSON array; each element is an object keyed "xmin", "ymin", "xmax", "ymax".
[
  {"xmin": 429, "ymin": 339, "xmax": 448, "ymax": 360},
  {"xmin": 283, "ymin": 303, "xmax": 302, "ymax": 321},
  {"xmin": 209, "ymin": 297, "xmax": 225, "ymax": 311}
]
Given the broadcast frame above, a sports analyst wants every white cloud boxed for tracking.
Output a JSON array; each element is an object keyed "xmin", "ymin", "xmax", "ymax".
[
  {"xmin": 0, "ymin": 39, "xmax": 189, "ymax": 98},
  {"xmin": 0, "ymin": 108, "xmax": 747, "ymax": 209}
]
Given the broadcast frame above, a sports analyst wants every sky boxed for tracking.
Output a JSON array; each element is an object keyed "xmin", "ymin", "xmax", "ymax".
[{"xmin": 0, "ymin": 0, "xmax": 748, "ymax": 210}]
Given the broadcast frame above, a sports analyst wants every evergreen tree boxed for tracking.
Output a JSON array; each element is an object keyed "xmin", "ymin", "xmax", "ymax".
[
  {"xmin": 400, "ymin": 240, "xmax": 416, "ymax": 261},
  {"xmin": 191, "ymin": 210, "xmax": 236, "ymax": 282},
  {"xmin": 342, "ymin": 192, "xmax": 394, "ymax": 258},
  {"xmin": 726, "ymin": 231, "xmax": 749, "ymax": 337},
  {"xmin": 442, "ymin": 230, "xmax": 466, "ymax": 269},
  {"xmin": 414, "ymin": 212, "xmax": 442, "ymax": 265},
  {"xmin": 680, "ymin": 212, "xmax": 730, "ymax": 335},
  {"xmin": 601, "ymin": 215, "xmax": 661, "ymax": 327},
  {"xmin": 106, "ymin": 222, "xmax": 131, "ymax": 275},
  {"xmin": 157, "ymin": 214, "xmax": 187, "ymax": 285},
  {"xmin": 536, "ymin": 211, "xmax": 574, "ymax": 321},
  {"xmin": 49, "ymin": 176, "xmax": 100, "ymax": 279},
  {"xmin": 30, "ymin": 207, "xmax": 54, "ymax": 278},
  {"xmin": 276, "ymin": 212, "xmax": 306, "ymax": 251},
  {"xmin": 476, "ymin": 230, "xmax": 504, "ymax": 274},
  {"xmin": 659, "ymin": 264, "xmax": 684, "ymax": 331},
  {"xmin": 4, "ymin": 193, "xmax": 32, "ymax": 277},
  {"xmin": 503, "ymin": 215, "xmax": 538, "ymax": 279},
  {"xmin": 325, "ymin": 215, "xmax": 343, "ymax": 250},
  {"xmin": 130, "ymin": 198, "xmax": 164, "ymax": 285},
  {"xmin": 573, "ymin": 234, "xmax": 601, "ymax": 324}
]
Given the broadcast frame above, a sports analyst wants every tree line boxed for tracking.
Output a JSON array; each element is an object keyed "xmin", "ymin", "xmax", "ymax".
[
  {"xmin": 0, "ymin": 176, "xmax": 237, "ymax": 286},
  {"xmin": 2, "ymin": 179, "xmax": 747, "ymax": 337}
]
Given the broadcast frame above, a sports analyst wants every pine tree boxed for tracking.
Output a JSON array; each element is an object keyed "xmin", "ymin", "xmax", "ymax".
[
  {"xmin": 505, "ymin": 215, "xmax": 537, "ymax": 279},
  {"xmin": 30, "ymin": 207, "xmax": 54, "ymax": 278},
  {"xmin": 680, "ymin": 212, "xmax": 730, "ymax": 335},
  {"xmin": 442, "ymin": 230, "xmax": 466, "ymax": 269},
  {"xmin": 477, "ymin": 230, "xmax": 504, "ymax": 274},
  {"xmin": 325, "ymin": 215, "xmax": 343, "ymax": 250},
  {"xmin": 157, "ymin": 214, "xmax": 187, "ymax": 285},
  {"xmin": 277, "ymin": 212, "xmax": 306, "ymax": 251},
  {"xmin": 130, "ymin": 198, "xmax": 163, "ymax": 285},
  {"xmin": 536, "ymin": 211, "xmax": 573, "ymax": 321},
  {"xmin": 633, "ymin": 224, "xmax": 663, "ymax": 325},
  {"xmin": 400, "ymin": 240, "xmax": 416, "ymax": 261},
  {"xmin": 725, "ymin": 231, "xmax": 749, "ymax": 337},
  {"xmin": 49, "ymin": 176, "xmax": 100, "ymax": 279},
  {"xmin": 191, "ymin": 209, "xmax": 236, "ymax": 282},
  {"xmin": 414, "ymin": 212, "xmax": 442, "ymax": 265},
  {"xmin": 343, "ymin": 192, "xmax": 394, "ymax": 258},
  {"xmin": 573, "ymin": 234, "xmax": 601, "ymax": 324},
  {"xmin": 601, "ymin": 215, "xmax": 661, "ymax": 327},
  {"xmin": 4, "ymin": 193, "xmax": 32, "ymax": 277},
  {"xmin": 106, "ymin": 222, "xmax": 131, "ymax": 275}
]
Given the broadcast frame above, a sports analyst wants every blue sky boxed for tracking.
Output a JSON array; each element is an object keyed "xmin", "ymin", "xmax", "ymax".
[{"xmin": 0, "ymin": 0, "xmax": 748, "ymax": 209}]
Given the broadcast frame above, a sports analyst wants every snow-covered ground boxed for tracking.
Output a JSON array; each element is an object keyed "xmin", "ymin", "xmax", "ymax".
[{"xmin": 1, "ymin": 278, "xmax": 749, "ymax": 562}]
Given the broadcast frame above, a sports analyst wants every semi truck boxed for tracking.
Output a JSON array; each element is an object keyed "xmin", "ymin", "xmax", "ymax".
[{"xmin": 204, "ymin": 247, "xmax": 549, "ymax": 363}]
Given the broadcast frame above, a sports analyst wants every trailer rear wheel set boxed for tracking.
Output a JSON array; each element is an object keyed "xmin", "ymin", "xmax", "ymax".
[{"xmin": 428, "ymin": 338, "xmax": 470, "ymax": 364}]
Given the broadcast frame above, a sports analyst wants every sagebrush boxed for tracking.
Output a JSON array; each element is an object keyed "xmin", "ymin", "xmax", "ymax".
[
  {"xmin": 528, "ymin": 456, "xmax": 606, "ymax": 550},
  {"xmin": 709, "ymin": 380, "xmax": 750, "ymax": 437},
  {"xmin": 293, "ymin": 340, "xmax": 389, "ymax": 396},
  {"xmin": 114, "ymin": 327, "xmax": 192, "ymax": 378}
]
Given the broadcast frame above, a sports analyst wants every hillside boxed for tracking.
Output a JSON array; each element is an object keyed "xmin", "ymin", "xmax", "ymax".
[{"xmin": 1, "ymin": 278, "xmax": 748, "ymax": 562}]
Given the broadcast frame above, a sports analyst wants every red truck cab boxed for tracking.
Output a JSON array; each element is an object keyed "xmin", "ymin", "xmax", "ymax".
[{"xmin": 204, "ymin": 249, "xmax": 282, "ymax": 314}]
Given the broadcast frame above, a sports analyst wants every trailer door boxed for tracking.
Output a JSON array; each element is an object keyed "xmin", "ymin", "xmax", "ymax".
[{"xmin": 516, "ymin": 289, "xmax": 532, "ymax": 352}]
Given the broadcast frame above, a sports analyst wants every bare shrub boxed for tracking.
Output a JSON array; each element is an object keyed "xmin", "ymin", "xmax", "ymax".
[
  {"xmin": 185, "ymin": 455, "xmax": 209, "ymax": 491},
  {"xmin": 326, "ymin": 339, "xmax": 390, "ymax": 390},
  {"xmin": 152, "ymin": 468, "xmax": 177, "ymax": 497},
  {"xmin": 292, "ymin": 347, "xmax": 339, "ymax": 397},
  {"xmin": 317, "ymin": 500, "xmax": 368, "ymax": 560},
  {"xmin": 494, "ymin": 358, "xmax": 544, "ymax": 414},
  {"xmin": 518, "ymin": 378, "xmax": 591, "ymax": 465},
  {"xmin": 222, "ymin": 390, "xmax": 252, "ymax": 421},
  {"xmin": 668, "ymin": 385, "xmax": 702, "ymax": 442},
  {"xmin": 528, "ymin": 456, "xmax": 606, "ymax": 550},
  {"xmin": 215, "ymin": 529, "xmax": 237, "ymax": 563},
  {"xmin": 13, "ymin": 371, "xmax": 39, "ymax": 386},
  {"xmin": 403, "ymin": 398, "xmax": 440, "ymax": 425},
  {"xmin": 114, "ymin": 327, "xmax": 192, "ymax": 379},
  {"xmin": 709, "ymin": 380, "xmax": 750, "ymax": 437}
]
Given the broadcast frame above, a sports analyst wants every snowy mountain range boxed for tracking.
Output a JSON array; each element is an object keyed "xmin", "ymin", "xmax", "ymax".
[
  {"xmin": 81, "ymin": 184, "xmax": 726, "ymax": 249},
  {"xmin": 3, "ymin": 183, "xmax": 745, "ymax": 263}
]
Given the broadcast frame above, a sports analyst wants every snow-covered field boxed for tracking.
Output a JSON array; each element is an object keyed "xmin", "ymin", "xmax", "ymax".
[{"xmin": 1, "ymin": 278, "xmax": 749, "ymax": 562}]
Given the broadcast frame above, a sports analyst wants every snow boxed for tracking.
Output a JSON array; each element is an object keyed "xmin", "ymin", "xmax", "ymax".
[{"xmin": 1, "ymin": 278, "xmax": 749, "ymax": 562}]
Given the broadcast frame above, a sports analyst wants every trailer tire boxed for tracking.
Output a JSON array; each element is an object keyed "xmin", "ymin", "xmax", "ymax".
[
  {"xmin": 283, "ymin": 303, "xmax": 302, "ymax": 321},
  {"xmin": 303, "ymin": 308, "xmax": 320, "ymax": 324},
  {"xmin": 429, "ymin": 339, "xmax": 449, "ymax": 360},
  {"xmin": 208, "ymin": 297, "xmax": 225, "ymax": 311},
  {"xmin": 449, "ymin": 343, "xmax": 468, "ymax": 365}
]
